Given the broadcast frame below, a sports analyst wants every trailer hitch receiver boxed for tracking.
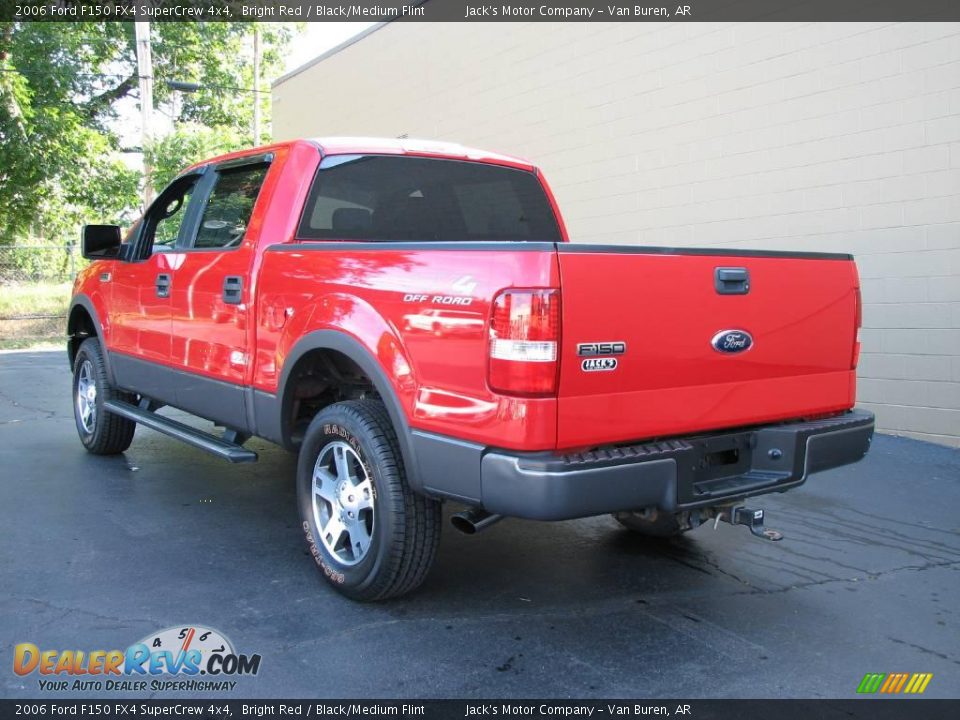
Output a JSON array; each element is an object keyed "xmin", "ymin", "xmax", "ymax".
[{"xmin": 713, "ymin": 505, "xmax": 783, "ymax": 541}]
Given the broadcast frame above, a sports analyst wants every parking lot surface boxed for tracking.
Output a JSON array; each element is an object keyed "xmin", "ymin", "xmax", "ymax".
[{"xmin": 1, "ymin": 350, "xmax": 958, "ymax": 699}]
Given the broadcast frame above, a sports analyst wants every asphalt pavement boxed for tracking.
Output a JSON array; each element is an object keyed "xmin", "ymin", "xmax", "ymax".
[{"xmin": 1, "ymin": 350, "xmax": 958, "ymax": 699}]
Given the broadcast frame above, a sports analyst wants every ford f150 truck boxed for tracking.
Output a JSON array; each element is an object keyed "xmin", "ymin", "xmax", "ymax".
[{"xmin": 70, "ymin": 137, "xmax": 874, "ymax": 600}]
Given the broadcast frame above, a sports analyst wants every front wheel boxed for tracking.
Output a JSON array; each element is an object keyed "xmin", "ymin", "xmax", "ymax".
[
  {"xmin": 72, "ymin": 338, "xmax": 136, "ymax": 455},
  {"xmin": 297, "ymin": 400, "xmax": 441, "ymax": 601}
]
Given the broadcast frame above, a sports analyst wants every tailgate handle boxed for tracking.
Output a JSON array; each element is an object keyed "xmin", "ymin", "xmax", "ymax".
[{"xmin": 715, "ymin": 267, "xmax": 750, "ymax": 295}]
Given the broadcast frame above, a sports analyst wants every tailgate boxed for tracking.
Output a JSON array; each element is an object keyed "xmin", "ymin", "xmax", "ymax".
[{"xmin": 555, "ymin": 245, "xmax": 859, "ymax": 449}]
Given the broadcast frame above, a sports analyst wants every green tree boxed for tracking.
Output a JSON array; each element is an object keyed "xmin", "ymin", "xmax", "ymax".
[
  {"xmin": 144, "ymin": 123, "xmax": 246, "ymax": 190},
  {"xmin": 0, "ymin": 20, "xmax": 295, "ymax": 244}
]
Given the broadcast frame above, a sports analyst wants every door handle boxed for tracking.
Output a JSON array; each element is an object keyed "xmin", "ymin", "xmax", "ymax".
[
  {"xmin": 715, "ymin": 267, "xmax": 750, "ymax": 295},
  {"xmin": 155, "ymin": 273, "xmax": 171, "ymax": 299},
  {"xmin": 223, "ymin": 276, "xmax": 243, "ymax": 305}
]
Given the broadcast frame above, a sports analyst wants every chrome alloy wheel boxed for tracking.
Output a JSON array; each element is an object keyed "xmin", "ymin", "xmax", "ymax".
[
  {"xmin": 76, "ymin": 359, "xmax": 97, "ymax": 434},
  {"xmin": 311, "ymin": 441, "xmax": 375, "ymax": 566}
]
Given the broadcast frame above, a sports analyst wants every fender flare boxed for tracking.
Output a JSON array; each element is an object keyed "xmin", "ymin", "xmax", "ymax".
[
  {"xmin": 274, "ymin": 330, "xmax": 422, "ymax": 493},
  {"xmin": 67, "ymin": 295, "xmax": 115, "ymax": 385}
]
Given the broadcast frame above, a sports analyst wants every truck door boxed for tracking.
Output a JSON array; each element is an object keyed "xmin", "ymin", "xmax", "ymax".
[
  {"xmin": 167, "ymin": 156, "xmax": 271, "ymax": 430},
  {"xmin": 108, "ymin": 173, "xmax": 202, "ymax": 400}
]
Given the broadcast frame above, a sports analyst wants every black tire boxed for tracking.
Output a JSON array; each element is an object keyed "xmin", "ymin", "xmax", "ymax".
[
  {"xmin": 612, "ymin": 509, "xmax": 690, "ymax": 538},
  {"xmin": 72, "ymin": 338, "xmax": 136, "ymax": 455},
  {"xmin": 297, "ymin": 400, "xmax": 441, "ymax": 601}
]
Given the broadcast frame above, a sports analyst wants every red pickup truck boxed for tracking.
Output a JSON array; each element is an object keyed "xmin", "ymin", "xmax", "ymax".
[{"xmin": 70, "ymin": 138, "xmax": 874, "ymax": 600}]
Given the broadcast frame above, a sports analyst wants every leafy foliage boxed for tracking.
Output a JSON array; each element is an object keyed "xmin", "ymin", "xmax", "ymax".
[
  {"xmin": 0, "ymin": 21, "xmax": 296, "ymax": 245},
  {"xmin": 144, "ymin": 123, "xmax": 246, "ymax": 190}
]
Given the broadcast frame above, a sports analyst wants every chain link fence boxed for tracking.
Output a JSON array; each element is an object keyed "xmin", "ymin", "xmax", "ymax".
[{"xmin": 0, "ymin": 244, "xmax": 85, "ymax": 348}]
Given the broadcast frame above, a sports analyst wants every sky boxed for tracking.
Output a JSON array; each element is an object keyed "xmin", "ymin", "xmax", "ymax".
[
  {"xmin": 115, "ymin": 23, "xmax": 373, "ymax": 156},
  {"xmin": 283, "ymin": 23, "xmax": 376, "ymax": 77}
]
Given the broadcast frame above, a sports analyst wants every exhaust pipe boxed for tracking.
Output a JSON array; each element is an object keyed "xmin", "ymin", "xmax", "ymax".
[{"xmin": 451, "ymin": 508, "xmax": 503, "ymax": 535}]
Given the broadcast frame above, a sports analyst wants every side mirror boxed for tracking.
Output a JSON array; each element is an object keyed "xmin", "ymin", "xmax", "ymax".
[{"xmin": 82, "ymin": 224, "xmax": 122, "ymax": 260}]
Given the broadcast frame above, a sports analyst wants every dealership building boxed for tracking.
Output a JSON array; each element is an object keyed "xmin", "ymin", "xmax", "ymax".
[{"xmin": 273, "ymin": 21, "xmax": 960, "ymax": 446}]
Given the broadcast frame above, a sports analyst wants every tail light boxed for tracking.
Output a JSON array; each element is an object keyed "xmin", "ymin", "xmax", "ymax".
[
  {"xmin": 488, "ymin": 288, "xmax": 560, "ymax": 396},
  {"xmin": 852, "ymin": 286, "xmax": 862, "ymax": 369}
]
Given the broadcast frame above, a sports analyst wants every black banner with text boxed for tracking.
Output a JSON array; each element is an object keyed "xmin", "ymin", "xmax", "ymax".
[
  {"xmin": 5, "ymin": 0, "xmax": 960, "ymax": 23},
  {"xmin": 2, "ymin": 700, "xmax": 960, "ymax": 720}
]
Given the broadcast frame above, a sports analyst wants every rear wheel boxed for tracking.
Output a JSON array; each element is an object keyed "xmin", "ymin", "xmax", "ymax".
[
  {"xmin": 297, "ymin": 400, "xmax": 441, "ymax": 601},
  {"xmin": 72, "ymin": 338, "xmax": 136, "ymax": 455},
  {"xmin": 612, "ymin": 509, "xmax": 690, "ymax": 538}
]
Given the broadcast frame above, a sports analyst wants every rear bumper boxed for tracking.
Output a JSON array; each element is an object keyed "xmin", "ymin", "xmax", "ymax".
[{"xmin": 478, "ymin": 410, "xmax": 874, "ymax": 521}]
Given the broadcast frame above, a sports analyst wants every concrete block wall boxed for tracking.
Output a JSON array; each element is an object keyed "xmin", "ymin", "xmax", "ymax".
[{"xmin": 273, "ymin": 22, "xmax": 960, "ymax": 446}]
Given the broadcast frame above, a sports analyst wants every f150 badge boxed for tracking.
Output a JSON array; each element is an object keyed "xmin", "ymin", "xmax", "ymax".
[
  {"xmin": 577, "ymin": 342, "xmax": 626, "ymax": 357},
  {"xmin": 711, "ymin": 329, "xmax": 753, "ymax": 354}
]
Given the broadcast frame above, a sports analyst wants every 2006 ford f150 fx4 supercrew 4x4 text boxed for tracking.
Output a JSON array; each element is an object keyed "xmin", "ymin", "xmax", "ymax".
[{"xmin": 69, "ymin": 138, "xmax": 874, "ymax": 600}]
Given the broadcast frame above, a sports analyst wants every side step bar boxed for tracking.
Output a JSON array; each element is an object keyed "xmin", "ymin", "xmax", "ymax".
[{"xmin": 103, "ymin": 400, "xmax": 258, "ymax": 463}]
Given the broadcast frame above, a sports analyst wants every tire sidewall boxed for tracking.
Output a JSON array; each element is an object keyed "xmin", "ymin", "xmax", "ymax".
[
  {"xmin": 296, "ymin": 407, "xmax": 399, "ymax": 598},
  {"xmin": 72, "ymin": 341, "xmax": 102, "ymax": 448}
]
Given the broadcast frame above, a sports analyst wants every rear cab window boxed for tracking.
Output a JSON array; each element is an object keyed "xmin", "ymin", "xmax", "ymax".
[
  {"xmin": 191, "ymin": 163, "xmax": 270, "ymax": 250},
  {"xmin": 296, "ymin": 155, "xmax": 562, "ymax": 242}
]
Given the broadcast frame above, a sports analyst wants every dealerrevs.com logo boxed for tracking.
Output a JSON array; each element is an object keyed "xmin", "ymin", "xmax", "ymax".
[{"xmin": 13, "ymin": 625, "xmax": 261, "ymax": 693}]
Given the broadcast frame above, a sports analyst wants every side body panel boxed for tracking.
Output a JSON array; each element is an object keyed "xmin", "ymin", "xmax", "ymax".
[
  {"xmin": 254, "ymin": 244, "xmax": 561, "ymax": 452},
  {"xmin": 162, "ymin": 150, "xmax": 291, "ymax": 428},
  {"xmin": 69, "ymin": 264, "xmax": 115, "ymax": 369},
  {"xmin": 106, "ymin": 253, "xmax": 173, "ymax": 369},
  {"xmin": 164, "ymin": 239, "xmax": 253, "ymax": 428}
]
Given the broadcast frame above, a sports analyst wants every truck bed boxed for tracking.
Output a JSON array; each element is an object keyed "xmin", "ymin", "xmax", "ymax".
[{"xmin": 257, "ymin": 240, "xmax": 859, "ymax": 452}]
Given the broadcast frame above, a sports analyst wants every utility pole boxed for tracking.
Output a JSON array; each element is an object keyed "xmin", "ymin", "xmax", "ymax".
[
  {"xmin": 252, "ymin": 25, "xmax": 261, "ymax": 146},
  {"xmin": 135, "ymin": 21, "xmax": 155, "ymax": 208}
]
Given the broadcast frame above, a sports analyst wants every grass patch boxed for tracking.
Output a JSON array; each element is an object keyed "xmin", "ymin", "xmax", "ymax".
[
  {"xmin": 0, "ymin": 281, "xmax": 72, "ymax": 317},
  {"xmin": 0, "ymin": 338, "xmax": 63, "ymax": 351},
  {"xmin": 0, "ymin": 282, "xmax": 72, "ymax": 349}
]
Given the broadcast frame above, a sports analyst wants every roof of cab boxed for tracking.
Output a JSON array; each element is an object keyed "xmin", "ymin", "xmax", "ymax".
[
  {"xmin": 310, "ymin": 137, "xmax": 536, "ymax": 171},
  {"xmin": 185, "ymin": 137, "xmax": 537, "ymax": 174}
]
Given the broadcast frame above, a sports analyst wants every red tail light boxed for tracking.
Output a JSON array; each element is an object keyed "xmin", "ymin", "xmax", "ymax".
[
  {"xmin": 488, "ymin": 289, "xmax": 560, "ymax": 397},
  {"xmin": 852, "ymin": 286, "xmax": 862, "ymax": 369}
]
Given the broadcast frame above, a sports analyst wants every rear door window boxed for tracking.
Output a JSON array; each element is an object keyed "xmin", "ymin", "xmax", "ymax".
[
  {"xmin": 190, "ymin": 164, "xmax": 269, "ymax": 250},
  {"xmin": 297, "ymin": 155, "xmax": 562, "ymax": 242}
]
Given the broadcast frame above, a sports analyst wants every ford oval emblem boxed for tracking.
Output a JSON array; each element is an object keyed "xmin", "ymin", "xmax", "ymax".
[{"xmin": 711, "ymin": 329, "xmax": 753, "ymax": 354}]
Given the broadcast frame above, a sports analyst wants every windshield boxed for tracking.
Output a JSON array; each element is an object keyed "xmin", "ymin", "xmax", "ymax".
[{"xmin": 296, "ymin": 154, "xmax": 562, "ymax": 242}]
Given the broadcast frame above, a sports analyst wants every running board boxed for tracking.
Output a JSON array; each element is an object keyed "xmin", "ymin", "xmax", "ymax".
[{"xmin": 103, "ymin": 400, "xmax": 258, "ymax": 463}]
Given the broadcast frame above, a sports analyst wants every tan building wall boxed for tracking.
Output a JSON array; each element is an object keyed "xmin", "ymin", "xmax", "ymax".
[{"xmin": 273, "ymin": 22, "xmax": 960, "ymax": 446}]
